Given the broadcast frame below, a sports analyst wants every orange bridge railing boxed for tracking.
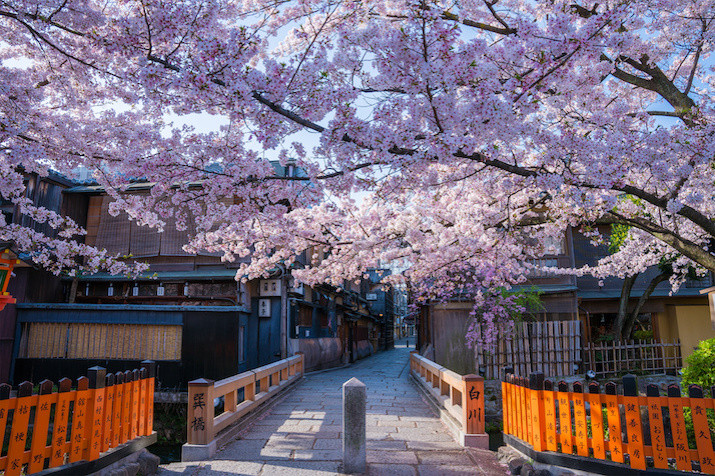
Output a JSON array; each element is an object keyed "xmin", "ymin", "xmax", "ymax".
[
  {"xmin": 0, "ymin": 361, "xmax": 156, "ymax": 476},
  {"xmin": 503, "ymin": 372, "xmax": 715, "ymax": 474}
]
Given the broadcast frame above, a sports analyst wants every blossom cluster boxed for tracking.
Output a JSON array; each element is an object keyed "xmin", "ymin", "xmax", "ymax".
[{"xmin": 2, "ymin": 0, "xmax": 715, "ymax": 344}]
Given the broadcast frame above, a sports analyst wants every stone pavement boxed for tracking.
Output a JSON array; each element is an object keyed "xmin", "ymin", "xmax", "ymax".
[{"xmin": 160, "ymin": 339, "xmax": 507, "ymax": 475}]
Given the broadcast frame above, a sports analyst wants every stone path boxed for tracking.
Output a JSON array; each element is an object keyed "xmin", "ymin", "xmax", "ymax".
[{"xmin": 160, "ymin": 340, "xmax": 507, "ymax": 475}]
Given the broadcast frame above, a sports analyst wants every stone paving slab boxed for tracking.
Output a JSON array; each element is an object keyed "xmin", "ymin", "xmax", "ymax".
[{"xmin": 160, "ymin": 339, "xmax": 506, "ymax": 475}]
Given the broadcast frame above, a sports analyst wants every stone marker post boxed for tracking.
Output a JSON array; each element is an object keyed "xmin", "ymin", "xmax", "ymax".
[{"xmin": 343, "ymin": 377, "xmax": 366, "ymax": 473}]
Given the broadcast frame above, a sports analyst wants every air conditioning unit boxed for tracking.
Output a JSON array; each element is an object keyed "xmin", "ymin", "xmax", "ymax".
[
  {"xmin": 258, "ymin": 298, "xmax": 271, "ymax": 317},
  {"xmin": 259, "ymin": 279, "xmax": 281, "ymax": 297}
]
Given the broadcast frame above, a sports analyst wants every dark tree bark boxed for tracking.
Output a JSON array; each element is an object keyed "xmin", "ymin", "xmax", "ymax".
[
  {"xmin": 614, "ymin": 274, "xmax": 637, "ymax": 339},
  {"xmin": 622, "ymin": 272, "xmax": 670, "ymax": 339}
]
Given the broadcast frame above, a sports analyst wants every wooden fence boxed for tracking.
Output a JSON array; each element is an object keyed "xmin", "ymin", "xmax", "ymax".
[
  {"xmin": 502, "ymin": 372, "xmax": 715, "ymax": 474},
  {"xmin": 584, "ymin": 339, "xmax": 682, "ymax": 378},
  {"xmin": 475, "ymin": 320, "xmax": 581, "ymax": 379},
  {"xmin": 0, "ymin": 362, "xmax": 156, "ymax": 476},
  {"xmin": 409, "ymin": 351, "xmax": 487, "ymax": 447},
  {"xmin": 185, "ymin": 352, "xmax": 304, "ymax": 458}
]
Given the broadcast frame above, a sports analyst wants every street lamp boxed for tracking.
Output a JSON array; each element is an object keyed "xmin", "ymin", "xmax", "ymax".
[{"xmin": 0, "ymin": 249, "xmax": 18, "ymax": 311}]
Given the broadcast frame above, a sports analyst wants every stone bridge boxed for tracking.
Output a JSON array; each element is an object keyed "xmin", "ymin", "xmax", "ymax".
[{"xmin": 159, "ymin": 340, "xmax": 505, "ymax": 475}]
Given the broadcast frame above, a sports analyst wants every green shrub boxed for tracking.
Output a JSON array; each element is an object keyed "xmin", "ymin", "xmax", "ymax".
[
  {"xmin": 681, "ymin": 337, "xmax": 715, "ymax": 395},
  {"xmin": 681, "ymin": 338, "xmax": 715, "ymax": 446}
]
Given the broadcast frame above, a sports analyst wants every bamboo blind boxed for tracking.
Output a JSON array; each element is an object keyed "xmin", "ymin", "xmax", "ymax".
[{"xmin": 19, "ymin": 323, "xmax": 181, "ymax": 360}]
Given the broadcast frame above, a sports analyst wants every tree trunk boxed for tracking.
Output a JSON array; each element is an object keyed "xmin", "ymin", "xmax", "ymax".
[
  {"xmin": 622, "ymin": 272, "xmax": 670, "ymax": 339},
  {"xmin": 68, "ymin": 278, "xmax": 78, "ymax": 304},
  {"xmin": 614, "ymin": 274, "xmax": 638, "ymax": 339}
]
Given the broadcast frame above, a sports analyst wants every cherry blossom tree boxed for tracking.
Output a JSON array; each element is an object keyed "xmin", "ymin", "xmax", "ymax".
[{"xmin": 2, "ymin": 0, "xmax": 715, "ymax": 342}]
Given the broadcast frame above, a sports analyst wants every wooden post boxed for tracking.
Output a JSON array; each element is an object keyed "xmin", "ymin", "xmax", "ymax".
[
  {"xmin": 557, "ymin": 381, "xmax": 572, "ymax": 455},
  {"xmin": 245, "ymin": 371, "xmax": 256, "ymax": 402},
  {"xmin": 86, "ymin": 366, "xmax": 106, "ymax": 461},
  {"xmin": 70, "ymin": 376, "xmax": 90, "ymax": 463},
  {"xmin": 28, "ymin": 380, "xmax": 54, "ymax": 473},
  {"xmin": 571, "ymin": 381, "xmax": 588, "ymax": 457},
  {"xmin": 522, "ymin": 377, "xmax": 532, "ymax": 445},
  {"xmin": 102, "ymin": 373, "xmax": 115, "ymax": 452},
  {"xmin": 646, "ymin": 384, "xmax": 667, "ymax": 469},
  {"xmin": 295, "ymin": 351, "xmax": 304, "ymax": 374},
  {"xmin": 113, "ymin": 372, "xmax": 125, "ymax": 446},
  {"xmin": 50, "ymin": 378, "xmax": 73, "ymax": 467},
  {"xmin": 6, "ymin": 381, "xmax": 33, "ymax": 476},
  {"xmin": 122, "ymin": 370, "xmax": 133, "ymax": 443},
  {"xmin": 187, "ymin": 378, "xmax": 214, "ymax": 445},
  {"xmin": 130, "ymin": 369, "xmax": 140, "ymax": 439},
  {"xmin": 588, "ymin": 382, "xmax": 605, "ymax": 460},
  {"xmin": 666, "ymin": 384, "xmax": 691, "ymax": 471},
  {"xmin": 138, "ymin": 368, "xmax": 148, "ymax": 437},
  {"xmin": 688, "ymin": 385, "xmax": 715, "ymax": 474},
  {"xmin": 0, "ymin": 383, "xmax": 11, "ymax": 463},
  {"xmin": 515, "ymin": 376, "xmax": 525, "ymax": 441},
  {"xmin": 501, "ymin": 368, "xmax": 511, "ymax": 436},
  {"xmin": 603, "ymin": 382, "xmax": 624, "ymax": 463},
  {"xmin": 622, "ymin": 374, "xmax": 646, "ymax": 470},
  {"xmin": 141, "ymin": 360, "xmax": 156, "ymax": 434},
  {"xmin": 529, "ymin": 372, "xmax": 545, "ymax": 451},
  {"xmin": 274, "ymin": 368, "xmax": 282, "ymax": 387},
  {"xmin": 462, "ymin": 374, "xmax": 485, "ymax": 435},
  {"xmin": 543, "ymin": 379, "xmax": 558, "ymax": 452}
]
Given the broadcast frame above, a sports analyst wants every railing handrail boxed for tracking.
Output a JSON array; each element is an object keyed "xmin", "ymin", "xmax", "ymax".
[
  {"xmin": 409, "ymin": 351, "xmax": 485, "ymax": 443},
  {"xmin": 186, "ymin": 352, "xmax": 304, "ymax": 448}
]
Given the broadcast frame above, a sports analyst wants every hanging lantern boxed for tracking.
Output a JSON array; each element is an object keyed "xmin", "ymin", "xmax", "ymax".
[{"xmin": 0, "ymin": 249, "xmax": 18, "ymax": 311}]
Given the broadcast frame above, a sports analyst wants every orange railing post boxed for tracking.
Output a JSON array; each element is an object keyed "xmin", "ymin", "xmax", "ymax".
[
  {"xmin": 114, "ymin": 371, "xmax": 126, "ymax": 446},
  {"xmin": 122, "ymin": 370, "xmax": 133, "ymax": 443},
  {"xmin": 102, "ymin": 373, "xmax": 116, "ymax": 452},
  {"xmin": 130, "ymin": 369, "xmax": 140, "ymax": 440},
  {"xmin": 542, "ymin": 379, "xmax": 557, "ymax": 452},
  {"xmin": 28, "ymin": 380, "xmax": 54, "ymax": 473},
  {"xmin": 588, "ymin": 382, "xmax": 606, "ymax": 460},
  {"xmin": 667, "ymin": 384, "xmax": 691, "ymax": 470},
  {"xmin": 85, "ymin": 366, "xmax": 107, "ymax": 461},
  {"xmin": 142, "ymin": 360, "xmax": 157, "ymax": 435},
  {"xmin": 6, "ymin": 382, "xmax": 33, "ymax": 476},
  {"xmin": 688, "ymin": 384, "xmax": 715, "ymax": 474},
  {"xmin": 50, "ymin": 378, "xmax": 73, "ymax": 467},
  {"xmin": 571, "ymin": 382, "xmax": 588, "ymax": 457},
  {"xmin": 138, "ymin": 368, "xmax": 148, "ymax": 437},
  {"xmin": 556, "ymin": 381, "xmax": 572, "ymax": 455},
  {"xmin": 622, "ymin": 374, "xmax": 646, "ymax": 470},
  {"xmin": 646, "ymin": 384, "xmax": 668, "ymax": 469},
  {"xmin": 603, "ymin": 382, "xmax": 624, "ymax": 463},
  {"xmin": 69, "ymin": 376, "xmax": 90, "ymax": 463},
  {"xmin": 528, "ymin": 372, "xmax": 545, "ymax": 452}
]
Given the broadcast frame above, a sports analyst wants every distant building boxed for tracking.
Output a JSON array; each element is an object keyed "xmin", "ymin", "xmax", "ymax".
[
  {"xmin": 1, "ymin": 170, "xmax": 396, "ymax": 387},
  {"xmin": 418, "ymin": 224, "xmax": 715, "ymax": 375}
]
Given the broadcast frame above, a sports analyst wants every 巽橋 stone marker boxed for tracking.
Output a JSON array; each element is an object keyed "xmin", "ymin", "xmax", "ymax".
[{"xmin": 342, "ymin": 377, "xmax": 366, "ymax": 473}]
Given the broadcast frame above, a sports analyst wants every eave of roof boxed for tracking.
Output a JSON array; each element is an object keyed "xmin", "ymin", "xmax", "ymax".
[
  {"xmin": 63, "ymin": 268, "xmax": 240, "ymax": 281},
  {"xmin": 16, "ymin": 303, "xmax": 247, "ymax": 312},
  {"xmin": 578, "ymin": 287, "xmax": 707, "ymax": 300}
]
